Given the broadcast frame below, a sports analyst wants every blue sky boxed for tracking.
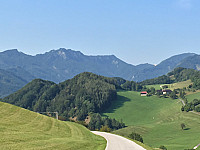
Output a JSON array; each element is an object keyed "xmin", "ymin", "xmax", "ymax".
[{"xmin": 0, "ymin": 0, "xmax": 200, "ymax": 65}]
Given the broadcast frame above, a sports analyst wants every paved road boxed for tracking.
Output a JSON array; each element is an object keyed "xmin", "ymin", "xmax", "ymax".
[{"xmin": 92, "ymin": 131, "xmax": 146, "ymax": 150}]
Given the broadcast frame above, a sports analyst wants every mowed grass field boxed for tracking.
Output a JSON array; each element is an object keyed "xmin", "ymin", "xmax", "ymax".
[
  {"xmin": 0, "ymin": 102, "xmax": 106, "ymax": 150},
  {"xmin": 146, "ymin": 80, "xmax": 192, "ymax": 90},
  {"xmin": 186, "ymin": 92, "xmax": 200, "ymax": 102},
  {"xmin": 103, "ymin": 91, "xmax": 200, "ymax": 150}
]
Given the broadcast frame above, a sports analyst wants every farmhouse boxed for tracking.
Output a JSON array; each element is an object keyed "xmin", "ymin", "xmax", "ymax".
[
  {"xmin": 140, "ymin": 91, "xmax": 148, "ymax": 96},
  {"xmin": 162, "ymin": 89, "xmax": 172, "ymax": 95}
]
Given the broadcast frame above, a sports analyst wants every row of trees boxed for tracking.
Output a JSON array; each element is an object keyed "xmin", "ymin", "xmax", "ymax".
[
  {"xmin": 181, "ymin": 99, "xmax": 200, "ymax": 112},
  {"xmin": 88, "ymin": 113, "xmax": 125, "ymax": 131}
]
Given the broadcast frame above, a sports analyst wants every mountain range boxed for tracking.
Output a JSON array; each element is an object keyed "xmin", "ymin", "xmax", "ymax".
[{"xmin": 0, "ymin": 48, "xmax": 199, "ymax": 97}]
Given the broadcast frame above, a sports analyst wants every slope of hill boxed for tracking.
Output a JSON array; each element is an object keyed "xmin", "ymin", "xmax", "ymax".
[
  {"xmin": 2, "ymin": 72, "xmax": 119, "ymax": 122},
  {"xmin": 0, "ymin": 101, "xmax": 106, "ymax": 150},
  {"xmin": 141, "ymin": 67, "xmax": 200, "ymax": 87},
  {"xmin": 103, "ymin": 91, "xmax": 200, "ymax": 150},
  {"xmin": 145, "ymin": 80, "xmax": 193, "ymax": 90}
]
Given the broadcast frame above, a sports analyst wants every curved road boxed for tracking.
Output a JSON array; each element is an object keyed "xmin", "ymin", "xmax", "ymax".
[{"xmin": 92, "ymin": 131, "xmax": 146, "ymax": 150}]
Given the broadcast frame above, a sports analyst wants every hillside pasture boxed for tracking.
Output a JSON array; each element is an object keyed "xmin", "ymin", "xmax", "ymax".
[
  {"xmin": 103, "ymin": 91, "xmax": 200, "ymax": 150},
  {"xmin": 186, "ymin": 92, "xmax": 200, "ymax": 102},
  {"xmin": 0, "ymin": 102, "xmax": 106, "ymax": 150},
  {"xmin": 146, "ymin": 80, "xmax": 192, "ymax": 90}
]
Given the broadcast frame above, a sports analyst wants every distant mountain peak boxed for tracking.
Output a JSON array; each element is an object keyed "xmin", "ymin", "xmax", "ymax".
[
  {"xmin": 3, "ymin": 49, "xmax": 19, "ymax": 53},
  {"xmin": 57, "ymin": 50, "xmax": 67, "ymax": 59}
]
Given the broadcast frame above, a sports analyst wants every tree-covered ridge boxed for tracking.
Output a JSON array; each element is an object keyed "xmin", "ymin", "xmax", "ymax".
[
  {"xmin": 1, "ymin": 72, "xmax": 128, "ymax": 130},
  {"xmin": 141, "ymin": 67, "xmax": 200, "ymax": 89},
  {"xmin": 140, "ymin": 75, "xmax": 173, "ymax": 85},
  {"xmin": 2, "ymin": 72, "xmax": 115, "ymax": 119}
]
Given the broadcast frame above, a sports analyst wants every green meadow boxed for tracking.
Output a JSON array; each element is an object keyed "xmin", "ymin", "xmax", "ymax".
[
  {"xmin": 186, "ymin": 92, "xmax": 200, "ymax": 102},
  {"xmin": 0, "ymin": 102, "xmax": 106, "ymax": 150},
  {"xmin": 146, "ymin": 80, "xmax": 192, "ymax": 90},
  {"xmin": 103, "ymin": 91, "xmax": 200, "ymax": 150}
]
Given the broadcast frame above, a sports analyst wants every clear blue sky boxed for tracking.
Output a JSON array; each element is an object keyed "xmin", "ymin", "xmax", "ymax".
[{"xmin": 0, "ymin": 0, "xmax": 200, "ymax": 65}]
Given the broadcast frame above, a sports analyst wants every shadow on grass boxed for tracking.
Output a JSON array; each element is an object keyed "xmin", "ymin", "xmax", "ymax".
[
  {"xmin": 184, "ymin": 128, "xmax": 191, "ymax": 130},
  {"xmin": 102, "ymin": 95, "xmax": 131, "ymax": 117}
]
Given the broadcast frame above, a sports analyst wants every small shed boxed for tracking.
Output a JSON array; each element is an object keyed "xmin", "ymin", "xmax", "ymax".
[{"xmin": 140, "ymin": 91, "xmax": 148, "ymax": 96}]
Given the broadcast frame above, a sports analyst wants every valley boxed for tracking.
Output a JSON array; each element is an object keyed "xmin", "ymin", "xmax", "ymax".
[
  {"xmin": 1, "ymin": 52, "xmax": 200, "ymax": 150},
  {"xmin": 103, "ymin": 91, "xmax": 200, "ymax": 150}
]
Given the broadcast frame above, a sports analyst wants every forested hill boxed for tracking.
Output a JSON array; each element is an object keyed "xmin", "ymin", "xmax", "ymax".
[
  {"xmin": 1, "ymin": 72, "xmax": 121, "ymax": 121},
  {"xmin": 140, "ymin": 67, "xmax": 200, "ymax": 89}
]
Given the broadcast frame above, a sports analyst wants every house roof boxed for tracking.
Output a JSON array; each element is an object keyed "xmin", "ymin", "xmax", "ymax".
[
  {"xmin": 141, "ymin": 91, "xmax": 147, "ymax": 94},
  {"xmin": 162, "ymin": 89, "xmax": 172, "ymax": 92}
]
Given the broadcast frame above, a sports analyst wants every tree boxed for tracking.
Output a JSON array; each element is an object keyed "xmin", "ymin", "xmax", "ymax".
[
  {"xmin": 163, "ymin": 94, "xmax": 167, "ymax": 98},
  {"xmin": 170, "ymin": 90, "xmax": 177, "ymax": 99},
  {"xmin": 128, "ymin": 132, "xmax": 143, "ymax": 143},
  {"xmin": 100, "ymin": 125, "xmax": 111, "ymax": 132},
  {"xmin": 181, "ymin": 123, "xmax": 186, "ymax": 130},
  {"xmin": 159, "ymin": 145, "xmax": 167, "ymax": 150}
]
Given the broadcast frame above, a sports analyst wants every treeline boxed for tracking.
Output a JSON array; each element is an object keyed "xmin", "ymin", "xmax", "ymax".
[
  {"xmin": 181, "ymin": 99, "xmax": 200, "ymax": 112},
  {"xmin": 2, "ymin": 72, "xmax": 116, "ymax": 120},
  {"xmin": 1, "ymin": 72, "xmax": 127, "ymax": 130},
  {"xmin": 140, "ymin": 75, "xmax": 173, "ymax": 85},
  {"xmin": 88, "ymin": 113, "xmax": 125, "ymax": 131},
  {"xmin": 141, "ymin": 67, "xmax": 200, "ymax": 90}
]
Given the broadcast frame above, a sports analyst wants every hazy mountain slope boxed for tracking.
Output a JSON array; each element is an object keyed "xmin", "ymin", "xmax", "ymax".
[
  {"xmin": 0, "ymin": 48, "xmax": 139, "ymax": 83},
  {"xmin": 177, "ymin": 54, "xmax": 200, "ymax": 70},
  {"xmin": 0, "ymin": 69, "xmax": 29, "ymax": 97},
  {"xmin": 133, "ymin": 53, "xmax": 196, "ymax": 81},
  {"xmin": 33, "ymin": 48, "xmax": 138, "ymax": 82},
  {"xmin": 6, "ymin": 66, "xmax": 35, "ymax": 82},
  {"xmin": 0, "ymin": 48, "xmax": 198, "ymax": 96}
]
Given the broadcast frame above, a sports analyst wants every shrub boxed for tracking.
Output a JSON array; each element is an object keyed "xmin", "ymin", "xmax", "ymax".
[
  {"xmin": 159, "ymin": 145, "xmax": 167, "ymax": 150},
  {"xmin": 100, "ymin": 125, "xmax": 111, "ymax": 132},
  {"xmin": 128, "ymin": 132, "xmax": 143, "ymax": 143}
]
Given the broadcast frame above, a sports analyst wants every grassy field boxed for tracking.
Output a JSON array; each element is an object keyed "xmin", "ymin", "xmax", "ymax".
[
  {"xmin": 146, "ymin": 80, "xmax": 192, "ymax": 90},
  {"xmin": 186, "ymin": 92, "xmax": 200, "ymax": 102},
  {"xmin": 0, "ymin": 102, "xmax": 106, "ymax": 150},
  {"xmin": 103, "ymin": 91, "xmax": 200, "ymax": 150}
]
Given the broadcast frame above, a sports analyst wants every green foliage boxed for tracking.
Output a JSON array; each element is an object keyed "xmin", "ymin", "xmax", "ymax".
[
  {"xmin": 169, "ymin": 90, "xmax": 178, "ymax": 99},
  {"xmin": 128, "ymin": 132, "xmax": 143, "ymax": 143},
  {"xmin": 140, "ymin": 75, "xmax": 173, "ymax": 85},
  {"xmin": 100, "ymin": 125, "xmax": 111, "ymax": 132},
  {"xmin": 182, "ymin": 99, "xmax": 200, "ymax": 112},
  {"xmin": 181, "ymin": 123, "xmax": 186, "ymax": 130},
  {"xmin": 121, "ymin": 81, "xmax": 143, "ymax": 91},
  {"xmin": 1, "ymin": 72, "xmax": 126, "ymax": 130},
  {"xmin": 88, "ymin": 113, "xmax": 125, "ymax": 131},
  {"xmin": 159, "ymin": 145, "xmax": 167, "ymax": 150}
]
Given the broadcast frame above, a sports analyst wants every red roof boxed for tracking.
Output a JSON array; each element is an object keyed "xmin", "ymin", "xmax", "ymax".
[{"xmin": 141, "ymin": 91, "xmax": 147, "ymax": 94}]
